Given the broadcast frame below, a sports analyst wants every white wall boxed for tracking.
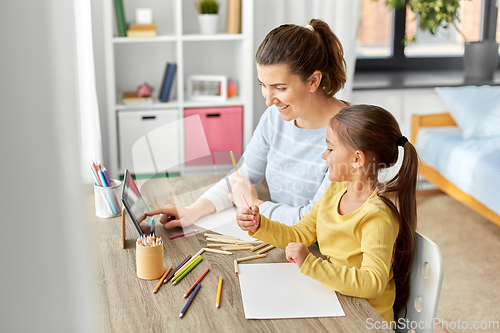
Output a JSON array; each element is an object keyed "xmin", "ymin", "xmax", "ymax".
[{"xmin": 0, "ymin": 1, "xmax": 95, "ymax": 332}]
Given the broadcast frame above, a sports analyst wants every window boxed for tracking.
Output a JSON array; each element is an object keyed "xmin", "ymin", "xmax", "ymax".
[{"xmin": 356, "ymin": 0, "xmax": 499, "ymax": 71}]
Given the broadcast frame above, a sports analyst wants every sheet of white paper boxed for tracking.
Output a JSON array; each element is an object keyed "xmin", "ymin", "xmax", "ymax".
[
  {"xmin": 192, "ymin": 207, "xmax": 255, "ymax": 242},
  {"xmin": 238, "ymin": 263, "xmax": 345, "ymax": 319}
]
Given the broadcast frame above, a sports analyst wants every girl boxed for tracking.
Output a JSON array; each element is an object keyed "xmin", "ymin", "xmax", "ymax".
[
  {"xmin": 148, "ymin": 19, "xmax": 348, "ymax": 228},
  {"xmin": 237, "ymin": 104, "xmax": 418, "ymax": 324}
]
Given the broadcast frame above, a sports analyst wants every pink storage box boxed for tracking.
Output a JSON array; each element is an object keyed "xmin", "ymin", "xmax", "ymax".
[{"xmin": 184, "ymin": 106, "xmax": 243, "ymax": 166}]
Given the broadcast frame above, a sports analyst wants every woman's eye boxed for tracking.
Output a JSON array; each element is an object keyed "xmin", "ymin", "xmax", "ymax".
[{"xmin": 276, "ymin": 87, "xmax": 285, "ymax": 91}]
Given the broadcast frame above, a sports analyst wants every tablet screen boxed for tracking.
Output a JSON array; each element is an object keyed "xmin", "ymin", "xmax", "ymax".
[{"xmin": 121, "ymin": 170, "xmax": 150, "ymax": 235}]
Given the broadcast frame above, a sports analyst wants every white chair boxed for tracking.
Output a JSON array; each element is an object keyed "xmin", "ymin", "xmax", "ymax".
[{"xmin": 395, "ymin": 231, "xmax": 444, "ymax": 333}]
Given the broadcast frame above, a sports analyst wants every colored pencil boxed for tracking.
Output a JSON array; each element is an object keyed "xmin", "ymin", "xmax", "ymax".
[
  {"xmin": 101, "ymin": 166, "xmax": 112, "ymax": 187},
  {"xmin": 234, "ymin": 259, "xmax": 239, "ymax": 275},
  {"xmin": 230, "ymin": 151, "xmax": 239, "ymax": 175},
  {"xmin": 235, "ymin": 241, "xmax": 264, "ymax": 245},
  {"xmin": 170, "ymin": 229, "xmax": 198, "ymax": 239},
  {"xmin": 221, "ymin": 245, "xmax": 253, "ymax": 251},
  {"xmin": 236, "ymin": 254, "xmax": 267, "ymax": 262},
  {"xmin": 89, "ymin": 164, "xmax": 115, "ymax": 215},
  {"xmin": 216, "ymin": 277, "xmax": 222, "ymax": 308},
  {"xmin": 206, "ymin": 243, "xmax": 229, "ymax": 248},
  {"xmin": 102, "ymin": 165, "xmax": 121, "ymax": 212},
  {"xmin": 241, "ymin": 195, "xmax": 257, "ymax": 225},
  {"xmin": 173, "ymin": 256, "xmax": 203, "ymax": 285},
  {"xmin": 202, "ymin": 248, "xmax": 232, "ymax": 255},
  {"xmin": 206, "ymin": 238, "xmax": 238, "ymax": 244},
  {"xmin": 204, "ymin": 234, "xmax": 240, "ymax": 240},
  {"xmin": 183, "ymin": 267, "xmax": 210, "ymax": 298},
  {"xmin": 90, "ymin": 161, "xmax": 103, "ymax": 186},
  {"xmin": 153, "ymin": 266, "xmax": 172, "ymax": 293},
  {"xmin": 165, "ymin": 255, "xmax": 192, "ymax": 284},
  {"xmin": 171, "ymin": 249, "xmax": 204, "ymax": 282},
  {"xmin": 251, "ymin": 242, "xmax": 269, "ymax": 252},
  {"xmin": 257, "ymin": 245, "xmax": 275, "ymax": 255},
  {"xmin": 179, "ymin": 283, "xmax": 201, "ymax": 318},
  {"xmin": 171, "ymin": 255, "xmax": 202, "ymax": 282}
]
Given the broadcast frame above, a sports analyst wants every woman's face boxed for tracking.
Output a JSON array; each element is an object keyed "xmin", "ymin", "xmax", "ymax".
[{"xmin": 257, "ymin": 63, "xmax": 314, "ymax": 122}]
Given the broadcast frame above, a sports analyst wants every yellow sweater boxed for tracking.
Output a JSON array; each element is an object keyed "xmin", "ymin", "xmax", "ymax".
[{"xmin": 250, "ymin": 182, "xmax": 399, "ymax": 323}]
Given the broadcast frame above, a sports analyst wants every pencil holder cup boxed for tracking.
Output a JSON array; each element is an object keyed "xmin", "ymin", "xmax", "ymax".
[
  {"xmin": 136, "ymin": 243, "xmax": 164, "ymax": 280},
  {"xmin": 94, "ymin": 179, "xmax": 122, "ymax": 218}
]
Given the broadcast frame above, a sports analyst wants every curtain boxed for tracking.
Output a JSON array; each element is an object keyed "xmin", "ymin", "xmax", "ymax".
[
  {"xmin": 253, "ymin": 0, "xmax": 361, "ymax": 118},
  {"xmin": 74, "ymin": 0, "xmax": 103, "ymax": 183}
]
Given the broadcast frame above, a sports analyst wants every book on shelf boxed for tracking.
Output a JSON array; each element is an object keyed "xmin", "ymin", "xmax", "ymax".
[
  {"xmin": 227, "ymin": 0, "xmax": 241, "ymax": 34},
  {"xmin": 122, "ymin": 91, "xmax": 153, "ymax": 104},
  {"xmin": 126, "ymin": 30, "xmax": 157, "ymax": 38},
  {"xmin": 128, "ymin": 22, "xmax": 157, "ymax": 31},
  {"xmin": 114, "ymin": 0, "xmax": 127, "ymax": 37},
  {"xmin": 159, "ymin": 63, "xmax": 177, "ymax": 103}
]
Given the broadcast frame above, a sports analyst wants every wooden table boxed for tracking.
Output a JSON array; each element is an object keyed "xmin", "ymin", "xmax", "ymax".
[{"xmin": 88, "ymin": 176, "xmax": 392, "ymax": 333}]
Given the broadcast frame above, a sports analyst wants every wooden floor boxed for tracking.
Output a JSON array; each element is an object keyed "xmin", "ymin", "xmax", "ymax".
[{"xmin": 87, "ymin": 175, "xmax": 391, "ymax": 333}]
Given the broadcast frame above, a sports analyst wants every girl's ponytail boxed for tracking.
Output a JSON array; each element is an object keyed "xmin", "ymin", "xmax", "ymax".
[{"xmin": 379, "ymin": 140, "xmax": 419, "ymax": 315}]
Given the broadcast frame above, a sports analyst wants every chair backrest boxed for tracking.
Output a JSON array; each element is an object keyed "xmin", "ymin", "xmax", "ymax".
[{"xmin": 395, "ymin": 231, "xmax": 444, "ymax": 333}]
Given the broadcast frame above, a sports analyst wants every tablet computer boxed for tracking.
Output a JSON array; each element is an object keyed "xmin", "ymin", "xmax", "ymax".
[{"xmin": 121, "ymin": 169, "xmax": 155, "ymax": 236}]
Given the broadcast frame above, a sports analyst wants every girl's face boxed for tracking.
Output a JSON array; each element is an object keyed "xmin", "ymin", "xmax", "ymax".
[
  {"xmin": 256, "ymin": 63, "xmax": 315, "ymax": 123},
  {"xmin": 322, "ymin": 126, "xmax": 357, "ymax": 182}
]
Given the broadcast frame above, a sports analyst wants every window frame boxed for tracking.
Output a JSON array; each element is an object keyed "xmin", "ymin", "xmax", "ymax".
[{"xmin": 355, "ymin": 3, "xmax": 499, "ymax": 72}]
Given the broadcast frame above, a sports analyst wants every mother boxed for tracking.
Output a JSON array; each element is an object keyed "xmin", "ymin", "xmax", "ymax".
[{"xmin": 148, "ymin": 18, "xmax": 348, "ymax": 227}]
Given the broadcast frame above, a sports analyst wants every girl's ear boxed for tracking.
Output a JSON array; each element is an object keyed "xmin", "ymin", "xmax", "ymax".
[
  {"xmin": 352, "ymin": 150, "xmax": 366, "ymax": 169},
  {"xmin": 308, "ymin": 70, "xmax": 322, "ymax": 92}
]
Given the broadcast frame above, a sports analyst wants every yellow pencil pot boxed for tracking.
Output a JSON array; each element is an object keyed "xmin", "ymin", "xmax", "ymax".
[{"xmin": 136, "ymin": 243, "xmax": 164, "ymax": 280}]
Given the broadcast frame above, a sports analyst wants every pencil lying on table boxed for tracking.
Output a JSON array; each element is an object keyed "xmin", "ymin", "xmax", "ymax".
[
  {"xmin": 165, "ymin": 255, "xmax": 192, "ymax": 284},
  {"xmin": 216, "ymin": 277, "xmax": 223, "ymax": 308},
  {"xmin": 257, "ymin": 245, "xmax": 275, "ymax": 255},
  {"xmin": 173, "ymin": 256, "xmax": 203, "ymax": 285},
  {"xmin": 170, "ymin": 229, "xmax": 198, "ymax": 239},
  {"xmin": 183, "ymin": 267, "xmax": 210, "ymax": 298},
  {"xmin": 236, "ymin": 254, "xmax": 267, "ymax": 262},
  {"xmin": 179, "ymin": 283, "xmax": 201, "ymax": 318},
  {"xmin": 153, "ymin": 266, "xmax": 172, "ymax": 293},
  {"xmin": 251, "ymin": 243, "xmax": 268, "ymax": 252}
]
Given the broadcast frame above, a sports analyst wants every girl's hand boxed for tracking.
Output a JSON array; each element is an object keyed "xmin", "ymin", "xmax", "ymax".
[
  {"xmin": 236, "ymin": 205, "xmax": 260, "ymax": 234},
  {"xmin": 285, "ymin": 242, "xmax": 310, "ymax": 268},
  {"xmin": 230, "ymin": 175, "xmax": 262, "ymax": 207}
]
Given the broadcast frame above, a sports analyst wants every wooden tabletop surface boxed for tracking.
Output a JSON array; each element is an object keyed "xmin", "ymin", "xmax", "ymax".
[{"xmin": 87, "ymin": 175, "xmax": 392, "ymax": 333}]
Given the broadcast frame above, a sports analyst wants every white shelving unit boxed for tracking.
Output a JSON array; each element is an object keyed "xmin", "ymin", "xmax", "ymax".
[{"xmin": 102, "ymin": 0, "xmax": 254, "ymax": 178}]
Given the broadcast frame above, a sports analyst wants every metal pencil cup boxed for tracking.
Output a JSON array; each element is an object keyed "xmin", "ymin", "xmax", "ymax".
[
  {"xmin": 94, "ymin": 179, "xmax": 122, "ymax": 218},
  {"xmin": 136, "ymin": 243, "xmax": 164, "ymax": 280}
]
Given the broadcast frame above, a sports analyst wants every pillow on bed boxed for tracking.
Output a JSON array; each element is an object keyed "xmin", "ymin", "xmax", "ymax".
[{"xmin": 435, "ymin": 85, "xmax": 500, "ymax": 140}]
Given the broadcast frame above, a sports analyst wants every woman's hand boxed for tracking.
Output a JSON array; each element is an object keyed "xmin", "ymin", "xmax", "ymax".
[
  {"xmin": 285, "ymin": 242, "xmax": 310, "ymax": 268},
  {"xmin": 230, "ymin": 174, "xmax": 263, "ymax": 208},
  {"xmin": 146, "ymin": 198, "xmax": 216, "ymax": 229},
  {"xmin": 236, "ymin": 205, "xmax": 260, "ymax": 234},
  {"xmin": 146, "ymin": 204, "xmax": 192, "ymax": 229}
]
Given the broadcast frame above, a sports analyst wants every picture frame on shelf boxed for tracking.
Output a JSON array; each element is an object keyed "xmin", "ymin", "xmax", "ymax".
[{"xmin": 187, "ymin": 75, "xmax": 227, "ymax": 101}]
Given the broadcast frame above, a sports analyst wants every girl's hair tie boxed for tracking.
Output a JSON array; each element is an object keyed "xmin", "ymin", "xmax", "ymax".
[{"xmin": 397, "ymin": 136, "xmax": 408, "ymax": 147}]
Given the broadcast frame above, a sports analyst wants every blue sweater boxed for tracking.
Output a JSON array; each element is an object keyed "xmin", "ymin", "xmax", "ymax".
[{"xmin": 200, "ymin": 105, "xmax": 330, "ymax": 225}]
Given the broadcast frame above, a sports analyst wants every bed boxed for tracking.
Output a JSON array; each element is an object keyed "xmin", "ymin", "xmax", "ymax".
[{"xmin": 411, "ymin": 85, "xmax": 500, "ymax": 227}]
